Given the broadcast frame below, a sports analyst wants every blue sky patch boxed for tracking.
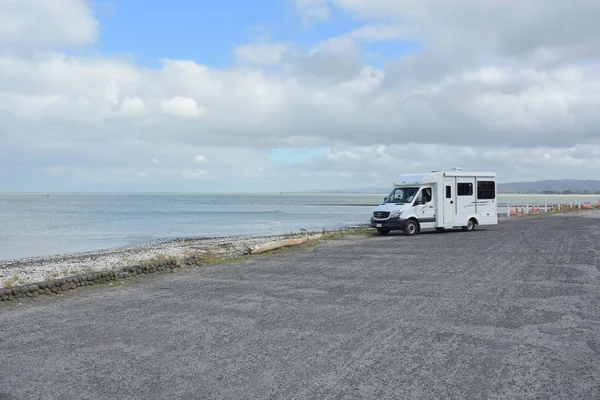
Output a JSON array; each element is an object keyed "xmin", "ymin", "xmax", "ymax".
[{"xmin": 71, "ymin": 0, "xmax": 419, "ymax": 69}]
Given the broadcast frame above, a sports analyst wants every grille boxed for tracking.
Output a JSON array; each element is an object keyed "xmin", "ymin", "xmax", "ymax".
[{"xmin": 373, "ymin": 211, "xmax": 390, "ymax": 219}]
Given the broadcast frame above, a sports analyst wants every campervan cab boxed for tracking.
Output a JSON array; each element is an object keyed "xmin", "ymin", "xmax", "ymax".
[{"xmin": 370, "ymin": 169, "xmax": 497, "ymax": 235}]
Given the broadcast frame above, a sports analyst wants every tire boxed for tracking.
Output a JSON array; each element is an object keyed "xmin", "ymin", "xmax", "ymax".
[
  {"xmin": 462, "ymin": 218, "xmax": 476, "ymax": 232},
  {"xmin": 377, "ymin": 228, "xmax": 390, "ymax": 235},
  {"xmin": 403, "ymin": 220, "xmax": 419, "ymax": 236}
]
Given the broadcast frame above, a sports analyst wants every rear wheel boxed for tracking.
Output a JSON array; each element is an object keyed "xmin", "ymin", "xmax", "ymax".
[
  {"xmin": 462, "ymin": 218, "xmax": 476, "ymax": 232},
  {"xmin": 377, "ymin": 228, "xmax": 390, "ymax": 235},
  {"xmin": 403, "ymin": 220, "xmax": 419, "ymax": 236}
]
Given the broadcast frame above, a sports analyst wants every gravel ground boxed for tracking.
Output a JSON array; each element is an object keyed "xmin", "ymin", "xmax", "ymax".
[{"xmin": 0, "ymin": 212, "xmax": 599, "ymax": 399}]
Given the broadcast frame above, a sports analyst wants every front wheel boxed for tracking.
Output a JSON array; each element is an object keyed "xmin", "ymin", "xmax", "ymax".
[
  {"xmin": 377, "ymin": 228, "xmax": 390, "ymax": 235},
  {"xmin": 462, "ymin": 218, "xmax": 476, "ymax": 232},
  {"xmin": 403, "ymin": 220, "xmax": 419, "ymax": 236}
]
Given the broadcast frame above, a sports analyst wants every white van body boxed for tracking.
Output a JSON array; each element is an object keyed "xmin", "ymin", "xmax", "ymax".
[{"xmin": 370, "ymin": 169, "xmax": 497, "ymax": 235}]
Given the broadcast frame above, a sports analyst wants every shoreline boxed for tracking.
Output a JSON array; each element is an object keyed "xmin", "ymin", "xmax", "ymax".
[
  {"xmin": 0, "ymin": 226, "xmax": 368, "ymax": 288},
  {"xmin": 2, "ymin": 208, "xmax": 597, "ymax": 288}
]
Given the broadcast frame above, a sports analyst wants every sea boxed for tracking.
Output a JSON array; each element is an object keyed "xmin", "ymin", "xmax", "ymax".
[{"xmin": 1, "ymin": 192, "xmax": 599, "ymax": 261}]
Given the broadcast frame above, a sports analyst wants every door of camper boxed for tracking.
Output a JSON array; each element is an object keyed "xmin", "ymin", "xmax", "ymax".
[
  {"xmin": 443, "ymin": 178, "xmax": 454, "ymax": 225},
  {"xmin": 456, "ymin": 177, "xmax": 476, "ymax": 225}
]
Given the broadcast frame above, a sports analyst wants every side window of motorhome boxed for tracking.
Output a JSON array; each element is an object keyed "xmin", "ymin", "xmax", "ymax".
[
  {"xmin": 446, "ymin": 186, "xmax": 451, "ymax": 198},
  {"xmin": 477, "ymin": 181, "xmax": 496, "ymax": 199},
  {"xmin": 414, "ymin": 188, "xmax": 432, "ymax": 204},
  {"xmin": 457, "ymin": 183, "xmax": 473, "ymax": 196}
]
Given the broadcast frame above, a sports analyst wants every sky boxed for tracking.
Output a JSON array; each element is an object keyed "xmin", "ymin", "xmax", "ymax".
[{"xmin": 0, "ymin": 0, "xmax": 599, "ymax": 193}]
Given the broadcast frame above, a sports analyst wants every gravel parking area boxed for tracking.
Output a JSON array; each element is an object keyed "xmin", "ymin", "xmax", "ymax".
[{"xmin": 1, "ymin": 213, "xmax": 599, "ymax": 399}]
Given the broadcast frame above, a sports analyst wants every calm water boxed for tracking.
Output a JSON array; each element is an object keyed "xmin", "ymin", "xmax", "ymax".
[
  {"xmin": 1, "ymin": 192, "xmax": 598, "ymax": 261},
  {"xmin": 0, "ymin": 193, "xmax": 382, "ymax": 261}
]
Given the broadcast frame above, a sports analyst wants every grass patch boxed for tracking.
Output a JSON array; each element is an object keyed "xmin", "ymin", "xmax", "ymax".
[
  {"xmin": 320, "ymin": 226, "xmax": 372, "ymax": 240},
  {"xmin": 44, "ymin": 271, "xmax": 60, "ymax": 280}
]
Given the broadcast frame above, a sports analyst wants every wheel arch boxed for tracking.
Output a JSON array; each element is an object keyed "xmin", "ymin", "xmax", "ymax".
[
  {"xmin": 469, "ymin": 215, "xmax": 479, "ymax": 225},
  {"xmin": 407, "ymin": 217, "xmax": 421, "ymax": 231}
]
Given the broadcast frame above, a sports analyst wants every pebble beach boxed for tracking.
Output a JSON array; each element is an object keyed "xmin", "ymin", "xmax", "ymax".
[{"xmin": 0, "ymin": 230, "xmax": 350, "ymax": 288}]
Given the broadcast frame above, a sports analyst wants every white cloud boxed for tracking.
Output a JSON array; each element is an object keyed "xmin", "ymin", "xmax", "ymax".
[
  {"xmin": 119, "ymin": 96, "xmax": 145, "ymax": 115},
  {"xmin": 348, "ymin": 25, "xmax": 410, "ymax": 42},
  {"xmin": 1, "ymin": 0, "xmax": 600, "ymax": 192},
  {"xmin": 160, "ymin": 96, "xmax": 205, "ymax": 118},
  {"xmin": 234, "ymin": 42, "xmax": 289, "ymax": 65},
  {"xmin": 0, "ymin": 0, "xmax": 98, "ymax": 49},
  {"xmin": 296, "ymin": 0, "xmax": 331, "ymax": 23}
]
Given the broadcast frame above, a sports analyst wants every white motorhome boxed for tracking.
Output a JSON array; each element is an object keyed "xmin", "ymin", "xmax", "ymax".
[{"xmin": 370, "ymin": 169, "xmax": 497, "ymax": 236}]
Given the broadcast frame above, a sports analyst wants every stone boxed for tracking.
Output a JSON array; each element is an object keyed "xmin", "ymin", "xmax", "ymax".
[
  {"xmin": 1, "ymin": 295, "xmax": 7, "ymax": 301},
  {"xmin": 66, "ymin": 277, "xmax": 73, "ymax": 283},
  {"xmin": 26, "ymin": 292, "xmax": 32, "ymax": 297},
  {"xmin": 60, "ymin": 283, "xmax": 70, "ymax": 291},
  {"xmin": 30, "ymin": 284, "xmax": 40, "ymax": 292},
  {"xmin": 69, "ymin": 282, "xmax": 77, "ymax": 289},
  {"xmin": 32, "ymin": 291, "xmax": 39, "ymax": 297},
  {"xmin": 8, "ymin": 295, "xmax": 14, "ymax": 301},
  {"xmin": 98, "ymin": 278, "xmax": 106, "ymax": 284},
  {"xmin": 50, "ymin": 287, "xmax": 58, "ymax": 293},
  {"xmin": 44, "ymin": 288, "xmax": 52, "ymax": 295}
]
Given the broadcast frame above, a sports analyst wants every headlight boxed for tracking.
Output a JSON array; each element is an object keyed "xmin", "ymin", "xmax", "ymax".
[{"xmin": 390, "ymin": 210, "xmax": 403, "ymax": 218}]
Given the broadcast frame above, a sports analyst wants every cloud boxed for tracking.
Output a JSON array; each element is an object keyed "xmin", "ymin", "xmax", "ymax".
[
  {"xmin": 0, "ymin": 0, "xmax": 98, "ymax": 50},
  {"xmin": 1, "ymin": 0, "xmax": 600, "ymax": 192},
  {"xmin": 234, "ymin": 41, "xmax": 289, "ymax": 65},
  {"xmin": 348, "ymin": 24, "xmax": 410, "ymax": 42},
  {"xmin": 119, "ymin": 96, "xmax": 145, "ymax": 115},
  {"xmin": 295, "ymin": 0, "xmax": 331, "ymax": 23},
  {"xmin": 160, "ymin": 96, "xmax": 205, "ymax": 118},
  {"xmin": 289, "ymin": 36, "xmax": 364, "ymax": 83}
]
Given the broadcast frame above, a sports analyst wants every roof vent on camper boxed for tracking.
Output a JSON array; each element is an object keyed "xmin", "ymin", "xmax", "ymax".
[{"xmin": 452, "ymin": 167, "xmax": 463, "ymax": 171}]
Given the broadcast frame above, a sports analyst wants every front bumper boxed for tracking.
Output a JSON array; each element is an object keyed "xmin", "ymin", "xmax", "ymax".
[{"xmin": 370, "ymin": 217, "xmax": 407, "ymax": 230}]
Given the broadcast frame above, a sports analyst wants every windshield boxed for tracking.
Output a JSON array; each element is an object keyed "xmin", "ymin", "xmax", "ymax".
[{"xmin": 384, "ymin": 187, "xmax": 419, "ymax": 204}]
